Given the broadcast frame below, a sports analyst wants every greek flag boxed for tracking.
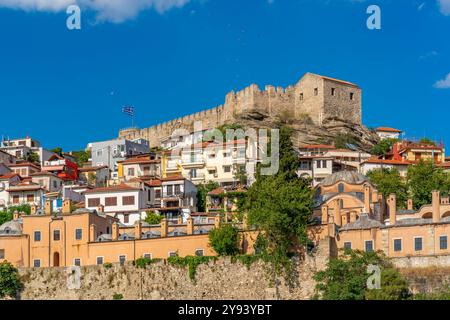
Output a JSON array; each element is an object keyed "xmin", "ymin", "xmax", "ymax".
[{"xmin": 122, "ymin": 106, "xmax": 135, "ymax": 116}]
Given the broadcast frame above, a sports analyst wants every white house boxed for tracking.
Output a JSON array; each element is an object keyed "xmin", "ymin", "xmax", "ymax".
[
  {"xmin": 6, "ymin": 181, "xmax": 45, "ymax": 206},
  {"xmin": 0, "ymin": 173, "xmax": 21, "ymax": 208},
  {"xmin": 84, "ymin": 183, "xmax": 152, "ymax": 226},
  {"xmin": 360, "ymin": 158, "xmax": 411, "ymax": 177},
  {"xmin": 374, "ymin": 127, "xmax": 402, "ymax": 140}
]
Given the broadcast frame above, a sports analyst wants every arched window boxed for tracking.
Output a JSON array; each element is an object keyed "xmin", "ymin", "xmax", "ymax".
[{"xmin": 338, "ymin": 183, "xmax": 345, "ymax": 193}]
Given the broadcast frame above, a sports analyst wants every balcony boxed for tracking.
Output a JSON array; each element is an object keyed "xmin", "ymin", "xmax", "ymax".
[
  {"xmin": 181, "ymin": 157, "xmax": 205, "ymax": 168},
  {"xmin": 188, "ymin": 173, "xmax": 205, "ymax": 181}
]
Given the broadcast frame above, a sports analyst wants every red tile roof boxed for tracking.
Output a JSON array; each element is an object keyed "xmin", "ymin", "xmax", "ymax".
[
  {"xmin": 438, "ymin": 162, "xmax": 450, "ymax": 168},
  {"xmin": 375, "ymin": 127, "xmax": 402, "ymax": 133},
  {"xmin": 7, "ymin": 162, "xmax": 41, "ymax": 170},
  {"xmin": 85, "ymin": 183, "xmax": 141, "ymax": 194},
  {"xmin": 0, "ymin": 173, "xmax": 20, "ymax": 180}
]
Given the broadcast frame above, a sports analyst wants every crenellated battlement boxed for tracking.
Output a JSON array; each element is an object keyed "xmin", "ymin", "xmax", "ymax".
[{"xmin": 119, "ymin": 72, "xmax": 362, "ymax": 147}]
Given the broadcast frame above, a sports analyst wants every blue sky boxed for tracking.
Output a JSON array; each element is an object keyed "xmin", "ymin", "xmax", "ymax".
[{"xmin": 0, "ymin": 0, "xmax": 449, "ymax": 151}]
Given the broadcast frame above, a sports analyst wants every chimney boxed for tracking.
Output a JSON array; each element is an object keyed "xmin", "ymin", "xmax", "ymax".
[
  {"xmin": 90, "ymin": 224, "xmax": 97, "ymax": 242},
  {"xmin": 350, "ymin": 211, "xmax": 357, "ymax": 223},
  {"xmin": 364, "ymin": 185, "xmax": 371, "ymax": 213},
  {"xmin": 388, "ymin": 193, "xmax": 397, "ymax": 225},
  {"xmin": 407, "ymin": 198, "xmax": 413, "ymax": 211},
  {"xmin": 112, "ymin": 222, "xmax": 119, "ymax": 241},
  {"xmin": 30, "ymin": 204, "xmax": 37, "ymax": 215},
  {"xmin": 13, "ymin": 211, "xmax": 20, "ymax": 220},
  {"xmin": 134, "ymin": 222, "xmax": 142, "ymax": 240},
  {"xmin": 97, "ymin": 205, "xmax": 104, "ymax": 213},
  {"xmin": 432, "ymin": 190, "xmax": 441, "ymax": 223},
  {"xmin": 378, "ymin": 194, "xmax": 386, "ymax": 223},
  {"xmin": 214, "ymin": 214, "xmax": 222, "ymax": 229},
  {"xmin": 161, "ymin": 219, "xmax": 168, "ymax": 238},
  {"xmin": 328, "ymin": 215, "xmax": 336, "ymax": 238},
  {"xmin": 186, "ymin": 217, "xmax": 194, "ymax": 235},
  {"xmin": 321, "ymin": 206, "xmax": 328, "ymax": 224},
  {"xmin": 62, "ymin": 199, "xmax": 72, "ymax": 214},
  {"xmin": 332, "ymin": 200, "xmax": 342, "ymax": 226},
  {"xmin": 45, "ymin": 199, "xmax": 52, "ymax": 215}
]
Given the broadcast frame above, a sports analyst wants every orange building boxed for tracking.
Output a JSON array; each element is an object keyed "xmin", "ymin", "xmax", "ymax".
[{"xmin": 0, "ymin": 200, "xmax": 256, "ymax": 268}]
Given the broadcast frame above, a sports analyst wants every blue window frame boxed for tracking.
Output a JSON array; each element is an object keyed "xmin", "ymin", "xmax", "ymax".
[
  {"xmin": 440, "ymin": 236, "xmax": 448, "ymax": 250},
  {"xmin": 394, "ymin": 239, "xmax": 402, "ymax": 252},
  {"xmin": 34, "ymin": 231, "xmax": 41, "ymax": 242},
  {"xmin": 365, "ymin": 240, "xmax": 373, "ymax": 252},
  {"xmin": 75, "ymin": 229, "xmax": 82, "ymax": 240},
  {"xmin": 414, "ymin": 237, "xmax": 423, "ymax": 251}
]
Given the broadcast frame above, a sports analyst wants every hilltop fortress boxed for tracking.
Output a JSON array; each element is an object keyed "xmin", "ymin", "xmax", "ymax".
[{"xmin": 118, "ymin": 73, "xmax": 362, "ymax": 147}]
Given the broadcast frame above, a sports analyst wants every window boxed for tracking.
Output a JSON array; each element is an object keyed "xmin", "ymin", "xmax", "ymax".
[
  {"xmin": 223, "ymin": 152, "xmax": 230, "ymax": 158},
  {"xmin": 168, "ymin": 251, "xmax": 177, "ymax": 257},
  {"xmin": 167, "ymin": 185, "xmax": 174, "ymax": 195},
  {"xmin": 322, "ymin": 160, "xmax": 327, "ymax": 168},
  {"xmin": 119, "ymin": 255, "xmax": 126, "ymax": 266},
  {"xmin": 33, "ymin": 259, "xmax": 41, "ymax": 268},
  {"xmin": 53, "ymin": 181, "xmax": 57, "ymax": 189},
  {"xmin": 195, "ymin": 249, "xmax": 204, "ymax": 257},
  {"xmin": 27, "ymin": 194, "xmax": 34, "ymax": 202},
  {"xmin": 96, "ymin": 257, "xmax": 103, "ymax": 265},
  {"xmin": 88, "ymin": 198, "xmax": 100, "ymax": 207},
  {"xmin": 440, "ymin": 236, "xmax": 448, "ymax": 250},
  {"xmin": 96, "ymin": 150, "xmax": 103, "ymax": 157},
  {"xmin": 53, "ymin": 230, "xmax": 61, "ymax": 241},
  {"xmin": 155, "ymin": 189, "xmax": 161, "ymax": 199},
  {"xmin": 122, "ymin": 196, "xmax": 135, "ymax": 206},
  {"xmin": 338, "ymin": 183, "xmax": 345, "ymax": 193},
  {"xmin": 331, "ymin": 88, "xmax": 336, "ymax": 96},
  {"xmin": 34, "ymin": 231, "xmax": 41, "ymax": 242},
  {"xmin": 350, "ymin": 92, "xmax": 354, "ymax": 100},
  {"xmin": 74, "ymin": 258, "xmax": 81, "ymax": 266},
  {"xmin": 394, "ymin": 239, "xmax": 402, "ymax": 252},
  {"xmin": 299, "ymin": 93, "xmax": 304, "ymax": 100},
  {"xmin": 344, "ymin": 242, "xmax": 352, "ymax": 250},
  {"xmin": 75, "ymin": 229, "xmax": 82, "ymax": 240},
  {"xmin": 124, "ymin": 214, "xmax": 129, "ymax": 224},
  {"xmin": 0, "ymin": 249, "xmax": 4, "ymax": 259},
  {"xmin": 316, "ymin": 160, "xmax": 322, "ymax": 169},
  {"xmin": 365, "ymin": 240, "xmax": 374, "ymax": 252},
  {"xmin": 127, "ymin": 168, "xmax": 135, "ymax": 176},
  {"xmin": 174, "ymin": 185, "xmax": 181, "ymax": 195},
  {"xmin": 105, "ymin": 197, "xmax": 117, "ymax": 206},
  {"xmin": 223, "ymin": 165, "xmax": 231, "ymax": 173},
  {"xmin": 12, "ymin": 195, "xmax": 19, "ymax": 204},
  {"xmin": 143, "ymin": 253, "xmax": 152, "ymax": 259},
  {"xmin": 314, "ymin": 88, "xmax": 318, "ymax": 96},
  {"xmin": 414, "ymin": 237, "xmax": 423, "ymax": 251}
]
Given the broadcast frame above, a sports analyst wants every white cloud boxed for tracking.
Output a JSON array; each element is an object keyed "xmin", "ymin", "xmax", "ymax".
[
  {"xmin": 0, "ymin": 0, "xmax": 191, "ymax": 22},
  {"xmin": 438, "ymin": 0, "xmax": 450, "ymax": 15},
  {"xmin": 434, "ymin": 73, "xmax": 450, "ymax": 89}
]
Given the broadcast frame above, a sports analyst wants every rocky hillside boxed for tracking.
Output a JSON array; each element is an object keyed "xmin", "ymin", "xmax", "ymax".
[{"xmin": 233, "ymin": 111, "xmax": 379, "ymax": 153}]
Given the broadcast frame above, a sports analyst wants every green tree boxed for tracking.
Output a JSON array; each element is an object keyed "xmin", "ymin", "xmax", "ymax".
[
  {"xmin": 208, "ymin": 224, "xmax": 240, "ymax": 256},
  {"xmin": 244, "ymin": 126, "xmax": 313, "ymax": 276},
  {"xmin": 406, "ymin": 160, "xmax": 450, "ymax": 209},
  {"xmin": 196, "ymin": 181, "xmax": 220, "ymax": 212},
  {"xmin": 50, "ymin": 147, "xmax": 63, "ymax": 156},
  {"xmin": 71, "ymin": 150, "xmax": 91, "ymax": 166},
  {"xmin": 370, "ymin": 138, "xmax": 398, "ymax": 156},
  {"xmin": 25, "ymin": 152, "xmax": 40, "ymax": 164},
  {"xmin": 0, "ymin": 261, "xmax": 23, "ymax": 299},
  {"xmin": 314, "ymin": 250, "xmax": 410, "ymax": 300},
  {"xmin": 0, "ymin": 210, "xmax": 12, "ymax": 225},
  {"xmin": 0, "ymin": 204, "xmax": 31, "ymax": 225},
  {"xmin": 144, "ymin": 211, "xmax": 163, "ymax": 225},
  {"xmin": 233, "ymin": 164, "xmax": 248, "ymax": 187},
  {"xmin": 366, "ymin": 168, "xmax": 407, "ymax": 207}
]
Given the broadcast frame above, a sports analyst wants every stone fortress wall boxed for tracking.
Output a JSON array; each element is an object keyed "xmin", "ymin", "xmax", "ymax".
[{"xmin": 118, "ymin": 73, "xmax": 362, "ymax": 148}]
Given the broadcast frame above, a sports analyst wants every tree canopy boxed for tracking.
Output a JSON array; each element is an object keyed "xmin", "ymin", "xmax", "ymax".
[
  {"xmin": 370, "ymin": 138, "xmax": 398, "ymax": 156},
  {"xmin": 244, "ymin": 126, "xmax": 313, "ymax": 276},
  {"xmin": 208, "ymin": 224, "xmax": 240, "ymax": 256}
]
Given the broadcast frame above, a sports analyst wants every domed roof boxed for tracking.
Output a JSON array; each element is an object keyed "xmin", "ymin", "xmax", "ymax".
[
  {"xmin": 0, "ymin": 219, "xmax": 23, "ymax": 236},
  {"xmin": 320, "ymin": 171, "xmax": 369, "ymax": 187}
]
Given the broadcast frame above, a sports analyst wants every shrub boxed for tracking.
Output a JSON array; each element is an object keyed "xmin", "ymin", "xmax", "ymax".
[
  {"xmin": 135, "ymin": 257, "xmax": 161, "ymax": 269},
  {"xmin": 208, "ymin": 224, "xmax": 240, "ymax": 256},
  {"xmin": 168, "ymin": 256, "xmax": 217, "ymax": 280},
  {"xmin": 144, "ymin": 211, "xmax": 163, "ymax": 225},
  {"xmin": 113, "ymin": 293, "xmax": 123, "ymax": 300},
  {"xmin": 0, "ymin": 261, "xmax": 23, "ymax": 299},
  {"xmin": 103, "ymin": 262, "xmax": 113, "ymax": 269}
]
